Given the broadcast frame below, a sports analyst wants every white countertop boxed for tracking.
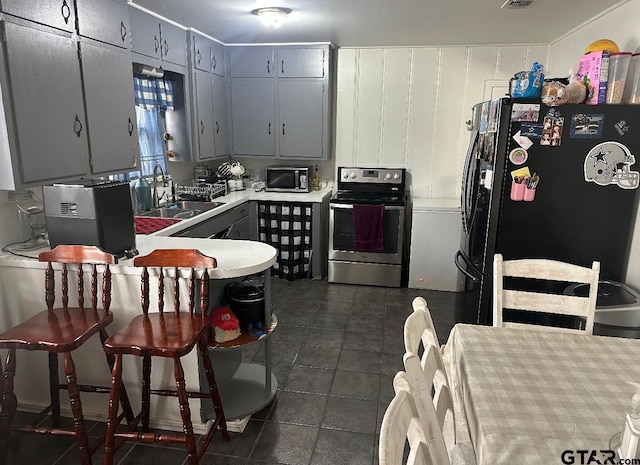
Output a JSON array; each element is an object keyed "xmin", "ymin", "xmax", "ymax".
[{"xmin": 153, "ymin": 187, "xmax": 332, "ymax": 237}]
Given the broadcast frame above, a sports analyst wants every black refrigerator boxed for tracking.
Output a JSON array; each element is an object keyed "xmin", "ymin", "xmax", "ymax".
[{"xmin": 455, "ymin": 97, "xmax": 640, "ymax": 326}]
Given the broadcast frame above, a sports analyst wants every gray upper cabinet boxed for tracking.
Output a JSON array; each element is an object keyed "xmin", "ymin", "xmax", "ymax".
[
  {"xmin": 159, "ymin": 20, "xmax": 186, "ymax": 66},
  {"xmin": 76, "ymin": 0, "xmax": 130, "ymax": 49},
  {"xmin": 227, "ymin": 44, "xmax": 332, "ymax": 160},
  {"xmin": 192, "ymin": 33, "xmax": 212, "ymax": 72},
  {"xmin": 129, "ymin": 7, "xmax": 185, "ymax": 66},
  {"xmin": 230, "ymin": 79, "xmax": 275, "ymax": 156},
  {"xmin": 194, "ymin": 69, "xmax": 215, "ymax": 160},
  {"xmin": 2, "ymin": 20, "xmax": 89, "ymax": 184},
  {"xmin": 80, "ymin": 41, "xmax": 138, "ymax": 174},
  {"xmin": 277, "ymin": 48, "xmax": 325, "ymax": 78},
  {"xmin": 278, "ymin": 80, "xmax": 325, "ymax": 159},
  {"xmin": 1, "ymin": 0, "xmax": 75, "ymax": 32},
  {"xmin": 213, "ymin": 74, "xmax": 229, "ymax": 157},
  {"xmin": 211, "ymin": 41, "xmax": 225, "ymax": 77},
  {"xmin": 228, "ymin": 47, "xmax": 274, "ymax": 78}
]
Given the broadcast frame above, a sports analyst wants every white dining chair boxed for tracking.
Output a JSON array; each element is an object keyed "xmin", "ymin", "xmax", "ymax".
[
  {"xmin": 379, "ymin": 372, "xmax": 434, "ymax": 465},
  {"xmin": 493, "ymin": 254, "xmax": 600, "ymax": 334}
]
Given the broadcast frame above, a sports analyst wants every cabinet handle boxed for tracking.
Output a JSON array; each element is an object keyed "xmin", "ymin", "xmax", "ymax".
[
  {"xmin": 154, "ymin": 35, "xmax": 160, "ymax": 53},
  {"xmin": 268, "ymin": 122, "xmax": 271, "ymax": 135},
  {"xmin": 74, "ymin": 115, "xmax": 83, "ymax": 138},
  {"xmin": 128, "ymin": 117, "xmax": 134, "ymax": 136},
  {"xmin": 267, "ymin": 60, "xmax": 270, "ymax": 75},
  {"xmin": 163, "ymin": 40, "xmax": 169, "ymax": 56},
  {"xmin": 196, "ymin": 49, "xmax": 202, "ymax": 65},
  {"xmin": 213, "ymin": 56, "xmax": 217, "ymax": 70},
  {"xmin": 120, "ymin": 21, "xmax": 127, "ymax": 42},
  {"xmin": 200, "ymin": 121, "xmax": 205, "ymax": 134},
  {"xmin": 61, "ymin": 0, "xmax": 71, "ymax": 24},
  {"xmin": 282, "ymin": 123, "xmax": 285, "ymax": 135},
  {"xmin": 215, "ymin": 121, "xmax": 220, "ymax": 134},
  {"xmin": 281, "ymin": 59, "xmax": 284, "ymax": 75}
]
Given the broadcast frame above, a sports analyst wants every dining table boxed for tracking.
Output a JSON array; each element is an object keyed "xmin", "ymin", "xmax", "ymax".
[{"xmin": 445, "ymin": 324, "xmax": 640, "ymax": 465}]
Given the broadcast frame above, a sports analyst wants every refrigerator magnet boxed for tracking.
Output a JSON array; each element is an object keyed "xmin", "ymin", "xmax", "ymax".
[
  {"xmin": 520, "ymin": 123, "xmax": 543, "ymax": 139},
  {"xmin": 512, "ymin": 131, "xmax": 533, "ymax": 150},
  {"xmin": 615, "ymin": 120, "xmax": 630, "ymax": 136},
  {"xmin": 509, "ymin": 148, "xmax": 528, "ymax": 165},
  {"xmin": 511, "ymin": 103, "xmax": 540, "ymax": 122},
  {"xmin": 570, "ymin": 114, "xmax": 604, "ymax": 138},
  {"xmin": 584, "ymin": 141, "xmax": 639, "ymax": 189},
  {"xmin": 541, "ymin": 117, "xmax": 564, "ymax": 146}
]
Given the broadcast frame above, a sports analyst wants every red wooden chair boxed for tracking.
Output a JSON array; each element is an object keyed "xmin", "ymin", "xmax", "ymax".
[
  {"xmin": 102, "ymin": 249, "xmax": 229, "ymax": 465},
  {"xmin": 0, "ymin": 245, "xmax": 134, "ymax": 465}
]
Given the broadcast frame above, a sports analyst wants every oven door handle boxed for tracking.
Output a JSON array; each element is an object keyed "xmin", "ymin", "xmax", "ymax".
[{"xmin": 330, "ymin": 203, "xmax": 405, "ymax": 211}]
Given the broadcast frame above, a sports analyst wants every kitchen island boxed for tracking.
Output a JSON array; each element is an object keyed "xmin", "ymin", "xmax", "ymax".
[{"xmin": 0, "ymin": 236, "xmax": 277, "ymax": 433}]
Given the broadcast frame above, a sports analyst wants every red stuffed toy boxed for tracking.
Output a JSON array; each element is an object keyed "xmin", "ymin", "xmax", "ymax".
[{"xmin": 211, "ymin": 306, "xmax": 240, "ymax": 343}]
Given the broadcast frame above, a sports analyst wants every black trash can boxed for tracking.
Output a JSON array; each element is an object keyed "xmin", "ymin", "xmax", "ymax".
[
  {"xmin": 225, "ymin": 280, "xmax": 265, "ymax": 331},
  {"xmin": 565, "ymin": 280, "xmax": 640, "ymax": 338}
]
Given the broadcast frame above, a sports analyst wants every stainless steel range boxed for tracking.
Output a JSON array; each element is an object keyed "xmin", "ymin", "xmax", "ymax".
[{"xmin": 328, "ymin": 167, "xmax": 407, "ymax": 287}]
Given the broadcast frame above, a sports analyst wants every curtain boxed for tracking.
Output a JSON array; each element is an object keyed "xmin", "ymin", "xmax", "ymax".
[
  {"xmin": 259, "ymin": 202, "xmax": 313, "ymax": 280},
  {"xmin": 133, "ymin": 76, "xmax": 174, "ymax": 110},
  {"xmin": 135, "ymin": 106, "xmax": 165, "ymax": 177}
]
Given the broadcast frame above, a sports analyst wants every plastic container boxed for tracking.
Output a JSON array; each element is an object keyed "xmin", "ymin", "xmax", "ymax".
[
  {"xmin": 607, "ymin": 52, "xmax": 633, "ymax": 104},
  {"xmin": 134, "ymin": 177, "xmax": 152, "ymax": 212},
  {"xmin": 624, "ymin": 53, "xmax": 640, "ymax": 104},
  {"xmin": 8, "ymin": 190, "xmax": 47, "ymax": 249}
]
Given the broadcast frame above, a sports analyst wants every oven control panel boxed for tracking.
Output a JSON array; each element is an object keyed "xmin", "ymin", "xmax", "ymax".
[{"xmin": 338, "ymin": 168, "xmax": 404, "ymax": 185}]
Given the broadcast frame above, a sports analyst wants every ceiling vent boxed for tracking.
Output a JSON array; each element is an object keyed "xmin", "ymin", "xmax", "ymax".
[{"xmin": 501, "ymin": 0, "xmax": 535, "ymax": 9}]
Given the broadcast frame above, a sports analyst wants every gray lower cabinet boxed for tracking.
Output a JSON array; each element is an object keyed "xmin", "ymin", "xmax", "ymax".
[
  {"xmin": 230, "ymin": 79, "xmax": 275, "ymax": 156},
  {"xmin": 170, "ymin": 202, "xmax": 256, "ymax": 240},
  {"xmin": 80, "ymin": 40, "xmax": 138, "ymax": 175},
  {"xmin": 278, "ymin": 80, "xmax": 325, "ymax": 159},
  {"xmin": 194, "ymin": 69, "xmax": 215, "ymax": 160},
  {"xmin": 76, "ymin": 0, "xmax": 129, "ymax": 49},
  {"xmin": 1, "ymin": 0, "xmax": 75, "ymax": 32},
  {"xmin": 232, "ymin": 203, "xmax": 251, "ymax": 240},
  {"xmin": 1, "ymin": 20, "xmax": 89, "ymax": 185}
]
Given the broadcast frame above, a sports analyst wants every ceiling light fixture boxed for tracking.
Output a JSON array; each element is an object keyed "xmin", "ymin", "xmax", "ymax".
[{"xmin": 251, "ymin": 7, "xmax": 292, "ymax": 28}]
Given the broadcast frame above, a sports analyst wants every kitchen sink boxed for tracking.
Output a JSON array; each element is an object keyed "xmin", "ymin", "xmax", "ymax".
[
  {"xmin": 138, "ymin": 201, "xmax": 225, "ymax": 219},
  {"xmin": 169, "ymin": 201, "xmax": 225, "ymax": 211},
  {"xmin": 139, "ymin": 207, "xmax": 200, "ymax": 219}
]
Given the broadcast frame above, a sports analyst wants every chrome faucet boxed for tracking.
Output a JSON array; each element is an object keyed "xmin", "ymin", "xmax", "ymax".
[{"xmin": 152, "ymin": 164, "xmax": 166, "ymax": 208}]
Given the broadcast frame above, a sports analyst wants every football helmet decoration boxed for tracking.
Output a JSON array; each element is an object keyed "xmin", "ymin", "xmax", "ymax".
[{"xmin": 584, "ymin": 141, "xmax": 639, "ymax": 189}]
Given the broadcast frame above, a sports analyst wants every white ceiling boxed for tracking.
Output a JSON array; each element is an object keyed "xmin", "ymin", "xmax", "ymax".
[{"xmin": 131, "ymin": 0, "xmax": 626, "ymax": 47}]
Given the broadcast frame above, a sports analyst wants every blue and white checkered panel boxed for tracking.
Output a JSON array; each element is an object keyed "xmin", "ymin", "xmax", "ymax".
[
  {"xmin": 258, "ymin": 202, "xmax": 313, "ymax": 280},
  {"xmin": 133, "ymin": 76, "xmax": 174, "ymax": 110}
]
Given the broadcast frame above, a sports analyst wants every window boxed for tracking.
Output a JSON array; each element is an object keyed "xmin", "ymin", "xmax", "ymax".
[{"xmin": 113, "ymin": 75, "xmax": 174, "ymax": 181}]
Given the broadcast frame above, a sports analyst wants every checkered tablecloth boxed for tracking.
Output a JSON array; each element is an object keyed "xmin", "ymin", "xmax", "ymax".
[{"xmin": 446, "ymin": 324, "xmax": 640, "ymax": 465}]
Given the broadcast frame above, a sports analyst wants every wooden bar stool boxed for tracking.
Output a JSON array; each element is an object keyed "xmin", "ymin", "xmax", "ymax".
[
  {"xmin": 102, "ymin": 249, "xmax": 229, "ymax": 465},
  {"xmin": 0, "ymin": 245, "xmax": 135, "ymax": 465}
]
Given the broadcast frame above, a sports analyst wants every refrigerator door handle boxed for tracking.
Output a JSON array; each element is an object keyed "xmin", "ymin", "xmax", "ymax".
[{"xmin": 455, "ymin": 250, "xmax": 481, "ymax": 282}]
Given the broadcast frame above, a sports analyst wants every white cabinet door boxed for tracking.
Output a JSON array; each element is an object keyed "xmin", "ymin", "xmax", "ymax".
[
  {"xmin": 195, "ymin": 70, "xmax": 215, "ymax": 160},
  {"xmin": 2, "ymin": 0, "xmax": 75, "ymax": 32},
  {"xmin": 76, "ymin": 0, "xmax": 130, "ymax": 49},
  {"xmin": 80, "ymin": 41, "xmax": 138, "ymax": 174},
  {"xmin": 277, "ymin": 48, "xmax": 325, "ymax": 78},
  {"xmin": 212, "ymin": 74, "xmax": 229, "ymax": 157},
  {"xmin": 3, "ymin": 20, "xmax": 89, "ymax": 183},
  {"xmin": 230, "ymin": 79, "xmax": 275, "ymax": 156},
  {"xmin": 278, "ymin": 81, "xmax": 325, "ymax": 159},
  {"xmin": 228, "ymin": 47, "xmax": 274, "ymax": 78}
]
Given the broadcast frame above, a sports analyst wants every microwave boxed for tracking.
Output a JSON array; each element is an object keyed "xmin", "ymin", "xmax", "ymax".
[{"xmin": 265, "ymin": 166, "xmax": 312, "ymax": 193}]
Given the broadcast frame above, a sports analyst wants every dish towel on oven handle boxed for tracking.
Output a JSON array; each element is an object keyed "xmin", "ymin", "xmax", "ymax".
[{"xmin": 353, "ymin": 204, "xmax": 385, "ymax": 252}]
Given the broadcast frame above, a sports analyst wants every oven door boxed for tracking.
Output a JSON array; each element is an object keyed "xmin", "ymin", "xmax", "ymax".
[{"xmin": 329, "ymin": 203, "xmax": 405, "ymax": 264}]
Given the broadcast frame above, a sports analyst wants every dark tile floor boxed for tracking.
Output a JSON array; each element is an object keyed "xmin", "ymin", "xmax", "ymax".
[{"xmin": 7, "ymin": 278, "xmax": 464, "ymax": 465}]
